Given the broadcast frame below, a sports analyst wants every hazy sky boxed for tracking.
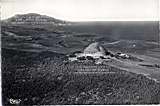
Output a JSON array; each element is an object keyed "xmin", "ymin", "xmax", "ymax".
[{"xmin": 1, "ymin": 0, "xmax": 159, "ymax": 21}]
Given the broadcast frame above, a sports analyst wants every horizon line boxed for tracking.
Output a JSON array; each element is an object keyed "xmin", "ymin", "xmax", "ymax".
[{"xmin": 1, "ymin": 13, "xmax": 159, "ymax": 22}]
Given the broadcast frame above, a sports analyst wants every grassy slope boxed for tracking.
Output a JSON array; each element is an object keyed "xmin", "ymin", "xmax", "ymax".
[{"xmin": 2, "ymin": 49, "xmax": 160, "ymax": 105}]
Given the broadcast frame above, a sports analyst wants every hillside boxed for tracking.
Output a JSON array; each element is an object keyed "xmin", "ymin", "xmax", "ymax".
[
  {"xmin": 2, "ymin": 14, "xmax": 159, "ymax": 41},
  {"xmin": 2, "ymin": 13, "xmax": 68, "ymax": 26},
  {"xmin": 2, "ymin": 48, "xmax": 160, "ymax": 105},
  {"xmin": 1, "ymin": 13, "xmax": 160, "ymax": 105}
]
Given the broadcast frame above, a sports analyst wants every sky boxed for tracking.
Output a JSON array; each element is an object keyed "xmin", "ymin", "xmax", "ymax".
[{"xmin": 1, "ymin": 0, "xmax": 159, "ymax": 21}]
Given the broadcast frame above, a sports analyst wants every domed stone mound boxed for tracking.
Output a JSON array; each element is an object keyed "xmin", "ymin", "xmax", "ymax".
[
  {"xmin": 68, "ymin": 42, "xmax": 111, "ymax": 62},
  {"xmin": 83, "ymin": 42, "xmax": 106, "ymax": 55}
]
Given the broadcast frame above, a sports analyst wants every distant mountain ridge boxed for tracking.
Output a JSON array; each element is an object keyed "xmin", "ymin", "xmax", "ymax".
[
  {"xmin": 1, "ymin": 13, "xmax": 158, "ymax": 42},
  {"xmin": 2, "ymin": 13, "xmax": 69, "ymax": 26}
]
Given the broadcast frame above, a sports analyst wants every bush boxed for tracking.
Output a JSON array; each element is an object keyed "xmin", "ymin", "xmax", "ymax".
[
  {"xmin": 69, "ymin": 54, "xmax": 76, "ymax": 57},
  {"xmin": 86, "ymin": 56, "xmax": 94, "ymax": 60},
  {"xmin": 77, "ymin": 56, "xmax": 86, "ymax": 60},
  {"xmin": 100, "ymin": 56, "xmax": 106, "ymax": 59}
]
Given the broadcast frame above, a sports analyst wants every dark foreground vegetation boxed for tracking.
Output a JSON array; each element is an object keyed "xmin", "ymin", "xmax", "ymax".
[{"xmin": 2, "ymin": 48, "xmax": 160, "ymax": 105}]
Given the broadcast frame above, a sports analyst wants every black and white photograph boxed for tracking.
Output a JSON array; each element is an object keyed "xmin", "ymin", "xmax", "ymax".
[{"xmin": 1, "ymin": 0, "xmax": 160, "ymax": 105}]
